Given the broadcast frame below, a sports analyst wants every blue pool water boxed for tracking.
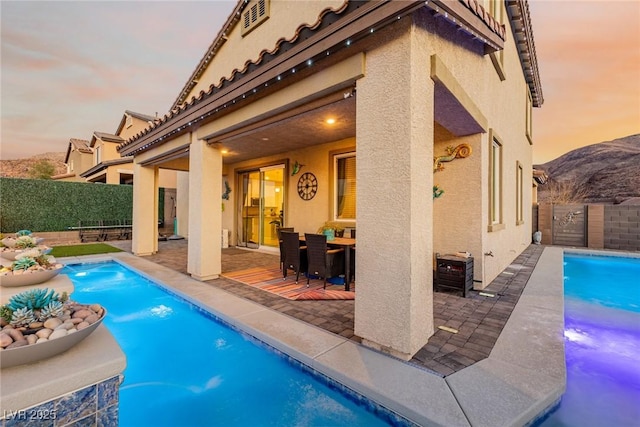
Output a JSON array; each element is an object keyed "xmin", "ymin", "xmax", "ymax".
[
  {"xmin": 63, "ymin": 262, "xmax": 398, "ymax": 427},
  {"xmin": 538, "ymin": 254, "xmax": 640, "ymax": 426}
]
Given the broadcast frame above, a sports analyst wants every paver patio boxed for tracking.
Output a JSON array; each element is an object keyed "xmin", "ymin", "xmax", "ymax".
[{"xmin": 106, "ymin": 240, "xmax": 544, "ymax": 377}]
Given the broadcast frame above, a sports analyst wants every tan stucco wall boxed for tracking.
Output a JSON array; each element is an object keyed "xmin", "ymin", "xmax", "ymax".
[
  {"xmin": 186, "ymin": 0, "xmax": 346, "ymax": 104},
  {"xmin": 132, "ymin": 3, "xmax": 537, "ymax": 359},
  {"xmin": 352, "ymin": 17, "xmax": 435, "ymax": 359},
  {"xmin": 412, "ymin": 9, "xmax": 534, "ymax": 288},
  {"xmin": 118, "ymin": 116, "xmax": 153, "ymax": 141},
  {"xmin": 222, "ymin": 138, "xmax": 356, "ymax": 245},
  {"xmin": 60, "ymin": 151, "xmax": 93, "ymax": 182}
]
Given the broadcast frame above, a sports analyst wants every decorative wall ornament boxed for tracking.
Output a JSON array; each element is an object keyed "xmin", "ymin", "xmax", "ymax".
[
  {"xmin": 222, "ymin": 180, "xmax": 231, "ymax": 200},
  {"xmin": 433, "ymin": 143, "xmax": 473, "ymax": 172},
  {"xmin": 558, "ymin": 210, "xmax": 581, "ymax": 227},
  {"xmin": 297, "ymin": 172, "xmax": 317, "ymax": 200},
  {"xmin": 291, "ymin": 160, "xmax": 305, "ymax": 176}
]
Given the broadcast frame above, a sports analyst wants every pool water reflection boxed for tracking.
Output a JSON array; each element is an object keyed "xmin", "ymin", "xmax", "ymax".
[
  {"xmin": 538, "ymin": 254, "xmax": 640, "ymax": 426},
  {"xmin": 64, "ymin": 262, "xmax": 400, "ymax": 427}
]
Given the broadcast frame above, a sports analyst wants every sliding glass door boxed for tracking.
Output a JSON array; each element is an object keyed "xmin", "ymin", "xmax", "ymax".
[{"xmin": 237, "ymin": 164, "xmax": 285, "ymax": 249}]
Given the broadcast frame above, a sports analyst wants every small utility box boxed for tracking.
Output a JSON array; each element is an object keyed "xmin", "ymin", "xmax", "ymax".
[{"xmin": 435, "ymin": 255, "xmax": 474, "ymax": 297}]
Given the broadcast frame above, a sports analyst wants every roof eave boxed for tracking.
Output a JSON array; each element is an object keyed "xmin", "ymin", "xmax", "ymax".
[{"xmin": 506, "ymin": 0, "xmax": 543, "ymax": 107}]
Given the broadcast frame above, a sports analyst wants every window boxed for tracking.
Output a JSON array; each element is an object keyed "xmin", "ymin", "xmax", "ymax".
[
  {"xmin": 516, "ymin": 161, "xmax": 524, "ymax": 225},
  {"xmin": 488, "ymin": 132, "xmax": 503, "ymax": 231},
  {"xmin": 526, "ymin": 88, "xmax": 533, "ymax": 144},
  {"xmin": 241, "ymin": 0, "xmax": 269, "ymax": 36},
  {"xmin": 334, "ymin": 152, "xmax": 356, "ymax": 221}
]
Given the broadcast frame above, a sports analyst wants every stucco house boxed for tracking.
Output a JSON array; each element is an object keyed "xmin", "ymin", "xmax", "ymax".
[
  {"xmin": 118, "ymin": 0, "xmax": 543, "ymax": 360},
  {"xmin": 79, "ymin": 111, "xmax": 161, "ymax": 185},
  {"xmin": 52, "ymin": 138, "xmax": 94, "ymax": 182}
]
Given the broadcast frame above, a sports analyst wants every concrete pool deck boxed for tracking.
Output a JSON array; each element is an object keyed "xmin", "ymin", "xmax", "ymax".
[{"xmin": 55, "ymin": 246, "xmax": 567, "ymax": 426}]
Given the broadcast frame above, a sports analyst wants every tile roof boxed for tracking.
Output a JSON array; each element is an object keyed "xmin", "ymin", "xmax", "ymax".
[
  {"xmin": 92, "ymin": 131, "xmax": 124, "ymax": 146},
  {"xmin": 169, "ymin": 0, "xmax": 350, "ymax": 112},
  {"xmin": 533, "ymin": 168, "xmax": 549, "ymax": 185},
  {"xmin": 125, "ymin": 110, "xmax": 156, "ymax": 122},
  {"xmin": 69, "ymin": 138, "xmax": 92, "ymax": 153},
  {"xmin": 120, "ymin": 0, "xmax": 540, "ymax": 156},
  {"xmin": 115, "ymin": 110, "xmax": 158, "ymax": 137},
  {"xmin": 506, "ymin": 0, "xmax": 543, "ymax": 106},
  {"xmin": 65, "ymin": 138, "xmax": 92, "ymax": 163}
]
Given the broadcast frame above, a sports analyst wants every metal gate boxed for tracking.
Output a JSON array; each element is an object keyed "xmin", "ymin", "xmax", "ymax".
[{"xmin": 552, "ymin": 204, "xmax": 587, "ymax": 247}]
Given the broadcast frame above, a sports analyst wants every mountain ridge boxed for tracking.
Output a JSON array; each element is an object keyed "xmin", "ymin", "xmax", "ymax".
[{"xmin": 536, "ymin": 134, "xmax": 640, "ymax": 202}]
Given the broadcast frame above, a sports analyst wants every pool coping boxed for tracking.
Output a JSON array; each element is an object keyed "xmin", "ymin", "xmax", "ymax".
[{"xmin": 56, "ymin": 247, "xmax": 568, "ymax": 427}]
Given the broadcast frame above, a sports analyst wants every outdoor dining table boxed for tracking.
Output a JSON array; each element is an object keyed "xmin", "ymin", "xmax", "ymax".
[{"xmin": 299, "ymin": 235, "xmax": 356, "ymax": 291}]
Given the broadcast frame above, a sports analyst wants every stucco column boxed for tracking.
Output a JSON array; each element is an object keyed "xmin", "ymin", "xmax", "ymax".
[
  {"xmin": 176, "ymin": 171, "xmax": 189, "ymax": 237},
  {"xmin": 132, "ymin": 162, "xmax": 158, "ymax": 256},
  {"xmin": 354, "ymin": 22, "xmax": 434, "ymax": 360},
  {"xmin": 187, "ymin": 138, "xmax": 222, "ymax": 281}
]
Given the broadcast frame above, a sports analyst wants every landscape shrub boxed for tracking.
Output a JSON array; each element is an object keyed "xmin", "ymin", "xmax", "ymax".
[{"xmin": 0, "ymin": 178, "xmax": 133, "ymax": 232}]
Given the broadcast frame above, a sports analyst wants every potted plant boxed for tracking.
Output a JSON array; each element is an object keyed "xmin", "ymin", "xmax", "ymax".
[{"xmin": 317, "ymin": 221, "xmax": 345, "ymax": 239}]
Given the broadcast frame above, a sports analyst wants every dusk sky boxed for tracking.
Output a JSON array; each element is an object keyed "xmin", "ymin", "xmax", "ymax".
[{"xmin": 1, "ymin": 1, "xmax": 639, "ymax": 164}]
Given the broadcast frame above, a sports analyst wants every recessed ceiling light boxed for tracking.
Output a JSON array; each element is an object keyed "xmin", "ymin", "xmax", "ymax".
[
  {"xmin": 262, "ymin": 137, "xmax": 269, "ymax": 141},
  {"xmin": 326, "ymin": 118, "xmax": 336, "ymax": 125},
  {"xmin": 221, "ymin": 149, "xmax": 229, "ymax": 154}
]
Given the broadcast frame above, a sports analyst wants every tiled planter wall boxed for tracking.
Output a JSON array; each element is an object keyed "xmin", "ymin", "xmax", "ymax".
[{"xmin": 2, "ymin": 375, "xmax": 121, "ymax": 427}]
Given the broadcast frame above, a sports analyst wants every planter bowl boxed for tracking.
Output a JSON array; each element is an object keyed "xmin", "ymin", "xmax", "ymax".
[
  {"xmin": 0, "ymin": 246, "xmax": 52, "ymax": 261},
  {"xmin": 0, "ymin": 267, "xmax": 63, "ymax": 288},
  {"xmin": 0, "ymin": 309, "xmax": 106, "ymax": 368}
]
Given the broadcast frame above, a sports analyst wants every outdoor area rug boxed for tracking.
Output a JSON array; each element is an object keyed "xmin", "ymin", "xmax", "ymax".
[{"xmin": 222, "ymin": 265, "xmax": 355, "ymax": 300}]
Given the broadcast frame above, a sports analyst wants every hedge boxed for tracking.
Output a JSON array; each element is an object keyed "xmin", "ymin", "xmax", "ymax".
[{"xmin": 0, "ymin": 178, "xmax": 133, "ymax": 233}]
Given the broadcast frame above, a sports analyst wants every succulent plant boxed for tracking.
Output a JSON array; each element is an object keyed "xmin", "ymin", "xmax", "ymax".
[
  {"xmin": 14, "ymin": 235, "xmax": 37, "ymax": 249},
  {"xmin": 38, "ymin": 301, "xmax": 64, "ymax": 320},
  {"xmin": 7, "ymin": 288, "xmax": 60, "ymax": 311},
  {"xmin": 12, "ymin": 257, "xmax": 38, "ymax": 271},
  {"xmin": 0, "ymin": 305, "xmax": 13, "ymax": 323},
  {"xmin": 10, "ymin": 307, "xmax": 35, "ymax": 327},
  {"xmin": 16, "ymin": 230, "xmax": 33, "ymax": 237}
]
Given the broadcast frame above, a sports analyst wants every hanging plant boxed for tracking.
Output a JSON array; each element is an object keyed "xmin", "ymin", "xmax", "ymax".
[{"xmin": 433, "ymin": 185, "xmax": 444, "ymax": 199}]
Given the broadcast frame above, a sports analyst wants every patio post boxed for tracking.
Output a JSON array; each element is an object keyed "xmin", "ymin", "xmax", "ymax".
[
  {"xmin": 354, "ymin": 20, "xmax": 434, "ymax": 360},
  {"xmin": 131, "ymin": 162, "xmax": 159, "ymax": 256},
  {"xmin": 187, "ymin": 137, "xmax": 222, "ymax": 280}
]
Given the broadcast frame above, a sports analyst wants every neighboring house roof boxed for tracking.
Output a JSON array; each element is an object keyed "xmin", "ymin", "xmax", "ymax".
[
  {"xmin": 114, "ymin": 110, "xmax": 158, "ymax": 136},
  {"xmin": 79, "ymin": 157, "xmax": 133, "ymax": 178},
  {"xmin": 91, "ymin": 131, "xmax": 125, "ymax": 147},
  {"xmin": 64, "ymin": 138, "xmax": 92, "ymax": 163},
  {"xmin": 120, "ymin": 0, "xmax": 540, "ymax": 156},
  {"xmin": 533, "ymin": 168, "xmax": 549, "ymax": 185}
]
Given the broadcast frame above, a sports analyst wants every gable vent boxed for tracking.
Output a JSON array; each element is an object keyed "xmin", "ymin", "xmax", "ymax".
[{"xmin": 242, "ymin": 0, "xmax": 269, "ymax": 36}]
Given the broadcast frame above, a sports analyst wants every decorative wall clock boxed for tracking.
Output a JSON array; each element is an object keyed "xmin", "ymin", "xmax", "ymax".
[{"xmin": 297, "ymin": 172, "xmax": 318, "ymax": 200}]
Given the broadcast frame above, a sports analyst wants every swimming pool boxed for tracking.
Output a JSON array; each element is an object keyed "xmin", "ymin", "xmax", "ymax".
[
  {"xmin": 537, "ymin": 253, "xmax": 640, "ymax": 426},
  {"xmin": 63, "ymin": 261, "xmax": 403, "ymax": 426}
]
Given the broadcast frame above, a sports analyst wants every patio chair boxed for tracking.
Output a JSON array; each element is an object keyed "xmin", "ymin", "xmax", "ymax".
[
  {"xmin": 281, "ymin": 231, "xmax": 307, "ymax": 284},
  {"xmin": 277, "ymin": 227, "xmax": 294, "ymax": 270},
  {"xmin": 304, "ymin": 233, "xmax": 345, "ymax": 289}
]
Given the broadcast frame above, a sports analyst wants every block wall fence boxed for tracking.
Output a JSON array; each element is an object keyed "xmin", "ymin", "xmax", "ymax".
[{"xmin": 534, "ymin": 203, "xmax": 640, "ymax": 251}]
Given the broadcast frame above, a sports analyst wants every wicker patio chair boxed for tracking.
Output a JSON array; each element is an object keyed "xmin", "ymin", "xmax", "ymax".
[
  {"xmin": 304, "ymin": 233, "xmax": 345, "ymax": 289},
  {"xmin": 281, "ymin": 231, "xmax": 307, "ymax": 284}
]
